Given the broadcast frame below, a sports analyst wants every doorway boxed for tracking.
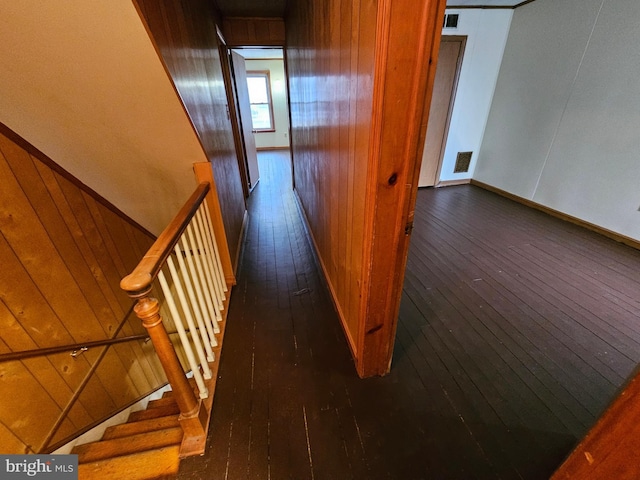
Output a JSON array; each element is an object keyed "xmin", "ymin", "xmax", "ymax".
[
  {"xmin": 223, "ymin": 47, "xmax": 291, "ymax": 194},
  {"xmin": 418, "ymin": 36, "xmax": 466, "ymax": 187}
]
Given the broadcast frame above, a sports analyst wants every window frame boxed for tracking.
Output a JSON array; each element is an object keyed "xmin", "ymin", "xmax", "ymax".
[{"xmin": 246, "ymin": 70, "xmax": 275, "ymax": 133}]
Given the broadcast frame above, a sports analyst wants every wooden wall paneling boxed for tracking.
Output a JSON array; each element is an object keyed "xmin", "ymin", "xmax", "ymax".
[
  {"xmin": 287, "ymin": 0, "xmax": 446, "ymax": 376},
  {"xmin": 68, "ymin": 369, "xmax": 119, "ymax": 423},
  {"xmin": 21, "ymin": 356, "xmax": 90, "ymax": 420},
  {"xmin": 222, "ymin": 17, "xmax": 286, "ymax": 46},
  {"xmin": 0, "ymin": 231, "xmax": 74, "ymax": 347},
  {"xmin": 338, "ymin": 0, "xmax": 352, "ymax": 335},
  {"xmin": 0, "ymin": 360, "xmax": 71, "ymax": 452},
  {"xmin": 0, "ymin": 288, "xmax": 51, "ymax": 352},
  {"xmin": 136, "ymin": 0, "xmax": 247, "ymax": 273},
  {"xmin": 286, "ymin": 0, "xmax": 378, "ymax": 358},
  {"xmin": 53, "ymin": 172, "xmax": 133, "ymax": 318},
  {"xmin": 32, "ymin": 162, "xmax": 131, "ymax": 320},
  {"xmin": 87, "ymin": 196, "xmax": 141, "ymax": 281},
  {"xmin": 80, "ymin": 197, "xmax": 162, "ymax": 388},
  {"xmin": 0, "ymin": 337, "xmax": 9, "ymax": 354},
  {"xmin": 0, "ymin": 422, "xmax": 27, "ymax": 454},
  {"xmin": 90, "ymin": 347, "xmax": 142, "ymax": 409},
  {"xmin": 357, "ymin": 0, "xmax": 447, "ymax": 376},
  {"xmin": 348, "ymin": 0, "xmax": 377, "ymax": 345},
  {"xmin": 0, "ymin": 152, "xmax": 108, "ymax": 345},
  {"xmin": 2, "ymin": 141, "xmax": 124, "ymax": 340},
  {"xmin": 0, "ymin": 125, "xmax": 166, "ymax": 453}
]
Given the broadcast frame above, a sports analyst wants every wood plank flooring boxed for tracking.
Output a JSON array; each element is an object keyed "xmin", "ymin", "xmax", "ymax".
[{"xmin": 178, "ymin": 151, "xmax": 640, "ymax": 479}]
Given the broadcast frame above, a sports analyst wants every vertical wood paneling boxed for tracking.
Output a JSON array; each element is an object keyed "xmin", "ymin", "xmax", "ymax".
[
  {"xmin": 0, "ymin": 125, "xmax": 166, "ymax": 453},
  {"xmin": 135, "ymin": 0, "xmax": 246, "ymax": 274},
  {"xmin": 222, "ymin": 17, "xmax": 286, "ymax": 46},
  {"xmin": 287, "ymin": 0, "xmax": 377, "ymax": 358},
  {"xmin": 287, "ymin": 0, "xmax": 446, "ymax": 376}
]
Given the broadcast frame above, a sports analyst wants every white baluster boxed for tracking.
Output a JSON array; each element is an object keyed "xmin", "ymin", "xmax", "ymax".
[
  {"xmin": 180, "ymin": 235, "xmax": 218, "ymax": 348},
  {"xmin": 203, "ymin": 198, "xmax": 228, "ymax": 294},
  {"xmin": 191, "ymin": 218, "xmax": 222, "ymax": 333},
  {"xmin": 173, "ymin": 242, "xmax": 216, "ymax": 361},
  {"xmin": 186, "ymin": 224, "xmax": 220, "ymax": 337},
  {"xmin": 158, "ymin": 265, "xmax": 209, "ymax": 399},
  {"xmin": 195, "ymin": 208, "xmax": 224, "ymax": 310}
]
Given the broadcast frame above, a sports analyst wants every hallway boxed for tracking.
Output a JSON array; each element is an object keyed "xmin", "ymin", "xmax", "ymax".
[{"xmin": 177, "ymin": 150, "xmax": 640, "ymax": 479}]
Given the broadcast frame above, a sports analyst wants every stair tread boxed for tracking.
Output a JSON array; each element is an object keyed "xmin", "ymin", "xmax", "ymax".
[
  {"xmin": 72, "ymin": 427, "xmax": 183, "ymax": 463},
  {"xmin": 102, "ymin": 415, "xmax": 180, "ymax": 440},
  {"xmin": 147, "ymin": 396, "xmax": 177, "ymax": 409},
  {"xmin": 128, "ymin": 403, "xmax": 180, "ymax": 422},
  {"xmin": 77, "ymin": 445, "xmax": 180, "ymax": 480}
]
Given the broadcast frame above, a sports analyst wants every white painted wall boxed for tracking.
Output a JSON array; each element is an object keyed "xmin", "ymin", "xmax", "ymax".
[
  {"xmin": 475, "ymin": 0, "xmax": 640, "ymax": 241},
  {"xmin": 425, "ymin": 8, "xmax": 512, "ymax": 184},
  {"xmin": 0, "ymin": 1, "xmax": 209, "ymax": 235},
  {"xmin": 245, "ymin": 59, "xmax": 290, "ymax": 149}
]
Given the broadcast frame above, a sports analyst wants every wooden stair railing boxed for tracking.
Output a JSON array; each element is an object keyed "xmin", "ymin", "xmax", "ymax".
[{"xmin": 120, "ymin": 182, "xmax": 228, "ymax": 458}]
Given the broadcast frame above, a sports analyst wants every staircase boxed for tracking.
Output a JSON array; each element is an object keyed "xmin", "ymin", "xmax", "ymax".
[{"xmin": 73, "ymin": 392, "xmax": 184, "ymax": 479}]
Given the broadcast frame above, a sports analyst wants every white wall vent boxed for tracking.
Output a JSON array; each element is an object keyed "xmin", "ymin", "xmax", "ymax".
[{"xmin": 443, "ymin": 14, "xmax": 459, "ymax": 29}]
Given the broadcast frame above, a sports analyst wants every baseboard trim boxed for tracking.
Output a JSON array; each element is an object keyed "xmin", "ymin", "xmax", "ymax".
[
  {"xmin": 256, "ymin": 146, "xmax": 290, "ymax": 151},
  {"xmin": 435, "ymin": 178, "xmax": 471, "ymax": 188},
  {"xmin": 292, "ymin": 189, "xmax": 359, "ymax": 360},
  {"xmin": 471, "ymin": 180, "xmax": 640, "ymax": 251},
  {"xmin": 231, "ymin": 209, "xmax": 249, "ymax": 284}
]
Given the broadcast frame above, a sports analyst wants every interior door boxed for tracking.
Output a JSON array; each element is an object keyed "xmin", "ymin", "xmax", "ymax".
[
  {"xmin": 230, "ymin": 51, "xmax": 260, "ymax": 191},
  {"xmin": 418, "ymin": 36, "xmax": 465, "ymax": 187}
]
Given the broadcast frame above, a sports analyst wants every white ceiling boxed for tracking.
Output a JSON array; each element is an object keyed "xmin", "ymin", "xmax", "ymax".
[{"xmin": 233, "ymin": 48, "xmax": 284, "ymax": 60}]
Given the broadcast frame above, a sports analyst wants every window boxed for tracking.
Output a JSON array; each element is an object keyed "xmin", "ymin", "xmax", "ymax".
[{"xmin": 246, "ymin": 71, "xmax": 275, "ymax": 132}]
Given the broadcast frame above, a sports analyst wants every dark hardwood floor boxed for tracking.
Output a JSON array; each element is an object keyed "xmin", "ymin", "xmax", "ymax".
[{"xmin": 178, "ymin": 150, "xmax": 640, "ymax": 479}]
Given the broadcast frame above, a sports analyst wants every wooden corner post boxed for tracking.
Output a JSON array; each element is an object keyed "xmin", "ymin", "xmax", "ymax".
[
  {"xmin": 124, "ymin": 285, "xmax": 207, "ymax": 457},
  {"xmin": 357, "ymin": 0, "xmax": 447, "ymax": 377}
]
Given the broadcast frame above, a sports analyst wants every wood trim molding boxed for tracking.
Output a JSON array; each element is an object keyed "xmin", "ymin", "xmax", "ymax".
[
  {"xmin": 0, "ymin": 122, "xmax": 155, "ymax": 239},
  {"xmin": 256, "ymin": 146, "xmax": 290, "ymax": 151},
  {"xmin": 471, "ymin": 180, "xmax": 640, "ymax": 251},
  {"xmin": 357, "ymin": 0, "xmax": 447, "ymax": 377},
  {"xmin": 551, "ymin": 366, "xmax": 640, "ymax": 479},
  {"xmin": 435, "ymin": 178, "xmax": 471, "ymax": 187}
]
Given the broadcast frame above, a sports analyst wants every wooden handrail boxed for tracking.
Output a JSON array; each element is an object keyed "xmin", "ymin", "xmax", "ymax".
[
  {"xmin": 120, "ymin": 182, "xmax": 210, "ymax": 296},
  {"xmin": 120, "ymin": 181, "xmax": 216, "ymax": 457},
  {"xmin": 0, "ymin": 334, "xmax": 150, "ymax": 363}
]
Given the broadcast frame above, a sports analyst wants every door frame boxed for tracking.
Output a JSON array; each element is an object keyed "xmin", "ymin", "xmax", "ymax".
[
  {"xmin": 217, "ymin": 27, "xmax": 251, "ymax": 198},
  {"xmin": 427, "ymin": 35, "xmax": 467, "ymax": 187},
  {"xmin": 357, "ymin": 0, "xmax": 447, "ymax": 377}
]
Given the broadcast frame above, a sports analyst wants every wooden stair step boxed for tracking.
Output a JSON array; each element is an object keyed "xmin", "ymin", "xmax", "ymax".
[
  {"xmin": 102, "ymin": 415, "xmax": 180, "ymax": 440},
  {"xmin": 127, "ymin": 403, "xmax": 180, "ymax": 422},
  {"xmin": 77, "ymin": 444, "xmax": 181, "ymax": 480},
  {"xmin": 72, "ymin": 427, "xmax": 183, "ymax": 463},
  {"xmin": 147, "ymin": 396, "xmax": 177, "ymax": 409}
]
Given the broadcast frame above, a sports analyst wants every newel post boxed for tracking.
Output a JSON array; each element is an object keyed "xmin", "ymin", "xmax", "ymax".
[{"xmin": 129, "ymin": 289, "xmax": 207, "ymax": 452}]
